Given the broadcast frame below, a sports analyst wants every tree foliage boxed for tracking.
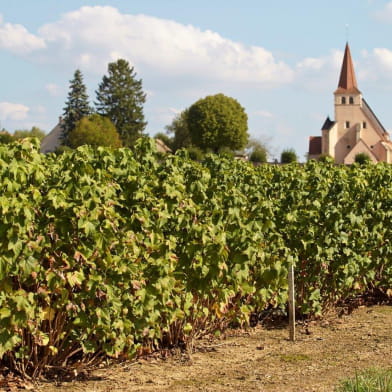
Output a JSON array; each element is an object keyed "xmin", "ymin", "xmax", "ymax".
[
  {"xmin": 355, "ymin": 152, "xmax": 371, "ymax": 165},
  {"xmin": 13, "ymin": 126, "xmax": 45, "ymax": 141},
  {"xmin": 68, "ymin": 114, "xmax": 122, "ymax": 148},
  {"xmin": 250, "ymin": 148, "xmax": 267, "ymax": 163},
  {"xmin": 0, "ymin": 130, "xmax": 14, "ymax": 144},
  {"xmin": 247, "ymin": 139, "xmax": 268, "ymax": 163},
  {"xmin": 165, "ymin": 109, "xmax": 192, "ymax": 151},
  {"xmin": 281, "ymin": 148, "xmax": 298, "ymax": 163},
  {"xmin": 62, "ymin": 69, "xmax": 91, "ymax": 146},
  {"xmin": 95, "ymin": 59, "xmax": 147, "ymax": 147},
  {"xmin": 186, "ymin": 145, "xmax": 204, "ymax": 161},
  {"xmin": 0, "ymin": 127, "xmax": 45, "ymax": 144},
  {"xmin": 187, "ymin": 93, "xmax": 248, "ymax": 153},
  {"xmin": 1, "ymin": 140, "xmax": 392, "ymax": 378},
  {"xmin": 317, "ymin": 154, "xmax": 334, "ymax": 163}
]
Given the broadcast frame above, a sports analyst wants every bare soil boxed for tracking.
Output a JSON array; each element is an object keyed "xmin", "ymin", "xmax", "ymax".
[{"xmin": 35, "ymin": 305, "xmax": 392, "ymax": 392}]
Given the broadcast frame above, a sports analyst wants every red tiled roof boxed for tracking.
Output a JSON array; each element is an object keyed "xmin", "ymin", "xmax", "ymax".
[
  {"xmin": 308, "ymin": 136, "xmax": 322, "ymax": 155},
  {"xmin": 334, "ymin": 43, "xmax": 361, "ymax": 94}
]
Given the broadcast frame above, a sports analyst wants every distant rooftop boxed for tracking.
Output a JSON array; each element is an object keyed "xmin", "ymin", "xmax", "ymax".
[{"xmin": 308, "ymin": 136, "xmax": 322, "ymax": 155}]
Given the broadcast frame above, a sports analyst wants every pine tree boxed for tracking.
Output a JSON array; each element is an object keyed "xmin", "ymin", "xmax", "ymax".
[
  {"xmin": 95, "ymin": 59, "xmax": 147, "ymax": 147},
  {"xmin": 62, "ymin": 69, "xmax": 91, "ymax": 146}
]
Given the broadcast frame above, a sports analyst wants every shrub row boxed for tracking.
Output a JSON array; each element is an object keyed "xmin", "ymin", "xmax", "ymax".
[{"xmin": 0, "ymin": 138, "xmax": 391, "ymax": 377}]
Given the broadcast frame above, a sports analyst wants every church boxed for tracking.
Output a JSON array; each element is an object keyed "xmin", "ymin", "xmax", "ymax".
[{"xmin": 308, "ymin": 43, "xmax": 392, "ymax": 163}]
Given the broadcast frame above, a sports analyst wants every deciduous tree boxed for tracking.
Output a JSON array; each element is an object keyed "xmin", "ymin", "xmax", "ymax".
[
  {"xmin": 13, "ymin": 126, "xmax": 45, "ymax": 141},
  {"xmin": 165, "ymin": 109, "xmax": 192, "ymax": 151},
  {"xmin": 0, "ymin": 130, "xmax": 14, "ymax": 144},
  {"xmin": 280, "ymin": 148, "xmax": 298, "ymax": 163},
  {"xmin": 247, "ymin": 138, "xmax": 269, "ymax": 163},
  {"xmin": 187, "ymin": 94, "xmax": 248, "ymax": 153},
  {"xmin": 68, "ymin": 114, "xmax": 122, "ymax": 148}
]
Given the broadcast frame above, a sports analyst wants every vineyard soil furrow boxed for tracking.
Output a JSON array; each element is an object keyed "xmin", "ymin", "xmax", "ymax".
[{"xmin": 38, "ymin": 305, "xmax": 392, "ymax": 392}]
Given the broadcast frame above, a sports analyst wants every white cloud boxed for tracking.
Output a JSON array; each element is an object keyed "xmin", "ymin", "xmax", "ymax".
[
  {"xmin": 0, "ymin": 103, "xmax": 51, "ymax": 132},
  {"xmin": 297, "ymin": 57, "xmax": 325, "ymax": 71},
  {"xmin": 1, "ymin": 6, "xmax": 293, "ymax": 86},
  {"xmin": 372, "ymin": 48, "xmax": 392, "ymax": 69},
  {"xmin": 45, "ymin": 83, "xmax": 62, "ymax": 96},
  {"xmin": 0, "ymin": 102, "xmax": 30, "ymax": 121},
  {"xmin": 359, "ymin": 48, "xmax": 392, "ymax": 85},
  {"xmin": 0, "ymin": 15, "xmax": 45, "ymax": 54},
  {"xmin": 295, "ymin": 50, "xmax": 343, "ymax": 91},
  {"xmin": 293, "ymin": 45, "xmax": 392, "ymax": 92},
  {"xmin": 374, "ymin": 2, "xmax": 392, "ymax": 22}
]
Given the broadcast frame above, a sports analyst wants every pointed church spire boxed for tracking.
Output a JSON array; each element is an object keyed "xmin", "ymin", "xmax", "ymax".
[{"xmin": 335, "ymin": 43, "xmax": 360, "ymax": 94}]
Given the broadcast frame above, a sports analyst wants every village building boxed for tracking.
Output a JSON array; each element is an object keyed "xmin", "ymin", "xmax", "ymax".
[
  {"xmin": 40, "ymin": 117, "xmax": 63, "ymax": 154},
  {"xmin": 308, "ymin": 43, "xmax": 392, "ymax": 163}
]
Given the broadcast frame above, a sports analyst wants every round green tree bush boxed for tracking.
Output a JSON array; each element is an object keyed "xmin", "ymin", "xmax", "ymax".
[
  {"xmin": 281, "ymin": 148, "xmax": 298, "ymax": 163},
  {"xmin": 250, "ymin": 147, "xmax": 267, "ymax": 163},
  {"xmin": 354, "ymin": 152, "xmax": 371, "ymax": 165},
  {"xmin": 69, "ymin": 114, "xmax": 122, "ymax": 148},
  {"xmin": 187, "ymin": 93, "xmax": 248, "ymax": 153}
]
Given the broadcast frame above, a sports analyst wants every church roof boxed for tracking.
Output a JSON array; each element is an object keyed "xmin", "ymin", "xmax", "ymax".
[
  {"xmin": 321, "ymin": 116, "xmax": 335, "ymax": 131},
  {"xmin": 334, "ymin": 43, "xmax": 361, "ymax": 94},
  {"xmin": 362, "ymin": 98, "xmax": 389, "ymax": 139}
]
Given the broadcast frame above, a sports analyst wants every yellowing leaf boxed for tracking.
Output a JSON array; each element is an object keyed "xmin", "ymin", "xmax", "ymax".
[
  {"xmin": 0, "ymin": 307, "xmax": 11, "ymax": 319},
  {"xmin": 43, "ymin": 307, "xmax": 56, "ymax": 321}
]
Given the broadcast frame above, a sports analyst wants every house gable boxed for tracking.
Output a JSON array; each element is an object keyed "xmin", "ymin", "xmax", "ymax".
[
  {"xmin": 40, "ymin": 120, "xmax": 63, "ymax": 153},
  {"xmin": 343, "ymin": 139, "xmax": 378, "ymax": 164}
]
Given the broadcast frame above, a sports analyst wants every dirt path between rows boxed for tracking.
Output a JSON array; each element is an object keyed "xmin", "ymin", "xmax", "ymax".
[{"xmin": 38, "ymin": 305, "xmax": 392, "ymax": 392}]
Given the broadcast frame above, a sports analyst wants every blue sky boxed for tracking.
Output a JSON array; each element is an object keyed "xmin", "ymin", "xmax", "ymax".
[{"xmin": 2, "ymin": 1, "xmax": 392, "ymax": 159}]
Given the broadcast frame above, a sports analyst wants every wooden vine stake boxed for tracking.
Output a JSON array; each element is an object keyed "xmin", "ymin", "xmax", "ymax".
[{"xmin": 288, "ymin": 263, "xmax": 296, "ymax": 341}]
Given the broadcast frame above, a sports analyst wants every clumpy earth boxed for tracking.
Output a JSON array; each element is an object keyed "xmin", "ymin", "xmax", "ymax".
[{"xmin": 35, "ymin": 305, "xmax": 392, "ymax": 392}]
